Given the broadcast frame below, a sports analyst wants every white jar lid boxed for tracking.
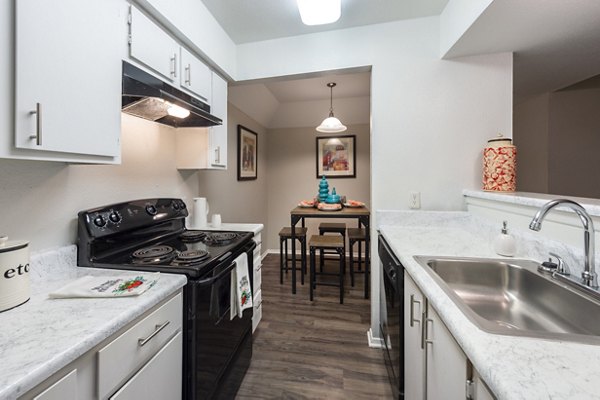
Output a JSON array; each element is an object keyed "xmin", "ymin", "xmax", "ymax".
[{"xmin": 0, "ymin": 236, "xmax": 29, "ymax": 253}]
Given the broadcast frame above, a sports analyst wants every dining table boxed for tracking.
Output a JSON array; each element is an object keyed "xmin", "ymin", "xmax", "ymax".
[{"xmin": 290, "ymin": 205, "xmax": 371, "ymax": 298}]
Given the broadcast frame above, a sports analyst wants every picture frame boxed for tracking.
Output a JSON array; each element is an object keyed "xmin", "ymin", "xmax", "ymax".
[
  {"xmin": 237, "ymin": 125, "xmax": 258, "ymax": 181},
  {"xmin": 316, "ymin": 135, "xmax": 356, "ymax": 178}
]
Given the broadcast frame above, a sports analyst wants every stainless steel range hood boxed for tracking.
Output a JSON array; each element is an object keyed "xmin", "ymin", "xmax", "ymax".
[{"xmin": 122, "ymin": 61, "xmax": 222, "ymax": 128}]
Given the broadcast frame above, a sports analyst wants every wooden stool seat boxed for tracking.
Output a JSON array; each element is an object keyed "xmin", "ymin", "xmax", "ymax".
[
  {"xmin": 347, "ymin": 228, "xmax": 368, "ymax": 288},
  {"xmin": 318, "ymin": 222, "xmax": 346, "ymax": 272},
  {"xmin": 309, "ymin": 235, "xmax": 345, "ymax": 304},
  {"xmin": 279, "ymin": 227, "xmax": 308, "ymax": 286}
]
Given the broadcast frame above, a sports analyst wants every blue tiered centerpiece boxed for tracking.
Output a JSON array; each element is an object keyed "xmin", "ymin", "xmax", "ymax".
[
  {"xmin": 318, "ymin": 176, "xmax": 329, "ymax": 202},
  {"xmin": 325, "ymin": 188, "xmax": 341, "ymax": 204}
]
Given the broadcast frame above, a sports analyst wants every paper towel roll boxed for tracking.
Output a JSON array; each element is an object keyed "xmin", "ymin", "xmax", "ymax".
[{"xmin": 192, "ymin": 198, "xmax": 209, "ymax": 228}]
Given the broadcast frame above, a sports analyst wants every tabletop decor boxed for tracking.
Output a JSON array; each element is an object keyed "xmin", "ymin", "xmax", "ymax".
[
  {"xmin": 316, "ymin": 135, "xmax": 356, "ymax": 178},
  {"xmin": 483, "ymin": 133, "xmax": 516, "ymax": 192},
  {"xmin": 318, "ymin": 176, "xmax": 329, "ymax": 201},
  {"xmin": 237, "ymin": 125, "xmax": 258, "ymax": 181}
]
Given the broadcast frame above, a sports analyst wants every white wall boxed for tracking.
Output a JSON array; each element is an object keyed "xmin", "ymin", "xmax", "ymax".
[
  {"xmin": 235, "ymin": 16, "xmax": 514, "ymax": 339},
  {"xmin": 439, "ymin": 0, "xmax": 494, "ymax": 57},
  {"xmin": 0, "ymin": 115, "xmax": 200, "ymax": 251}
]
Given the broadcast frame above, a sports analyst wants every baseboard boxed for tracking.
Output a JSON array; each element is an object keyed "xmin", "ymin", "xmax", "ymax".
[{"xmin": 367, "ymin": 328, "xmax": 384, "ymax": 348}]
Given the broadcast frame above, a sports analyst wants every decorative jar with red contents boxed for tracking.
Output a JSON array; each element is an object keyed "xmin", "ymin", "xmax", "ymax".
[{"xmin": 483, "ymin": 134, "xmax": 516, "ymax": 192}]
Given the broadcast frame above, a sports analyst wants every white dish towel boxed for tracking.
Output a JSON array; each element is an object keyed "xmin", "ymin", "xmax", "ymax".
[
  {"xmin": 49, "ymin": 273, "xmax": 160, "ymax": 299},
  {"xmin": 230, "ymin": 253, "xmax": 253, "ymax": 320}
]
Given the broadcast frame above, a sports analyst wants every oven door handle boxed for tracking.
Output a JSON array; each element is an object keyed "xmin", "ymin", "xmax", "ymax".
[{"xmin": 195, "ymin": 261, "xmax": 237, "ymax": 286}]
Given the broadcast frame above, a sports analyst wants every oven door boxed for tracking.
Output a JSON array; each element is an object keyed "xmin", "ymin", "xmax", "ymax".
[
  {"xmin": 182, "ymin": 241, "xmax": 255, "ymax": 400},
  {"xmin": 379, "ymin": 235, "xmax": 404, "ymax": 399}
]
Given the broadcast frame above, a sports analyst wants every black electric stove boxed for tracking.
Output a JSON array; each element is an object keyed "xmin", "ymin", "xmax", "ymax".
[{"xmin": 77, "ymin": 198, "xmax": 255, "ymax": 399}]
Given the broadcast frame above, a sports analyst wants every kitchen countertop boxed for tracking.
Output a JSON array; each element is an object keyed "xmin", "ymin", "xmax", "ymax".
[
  {"xmin": 187, "ymin": 222, "xmax": 263, "ymax": 235},
  {"xmin": 0, "ymin": 245, "xmax": 187, "ymax": 399},
  {"xmin": 378, "ymin": 211, "xmax": 600, "ymax": 400}
]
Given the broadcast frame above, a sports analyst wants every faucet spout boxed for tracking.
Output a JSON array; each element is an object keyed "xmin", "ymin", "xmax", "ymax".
[{"xmin": 529, "ymin": 199, "xmax": 598, "ymax": 289}]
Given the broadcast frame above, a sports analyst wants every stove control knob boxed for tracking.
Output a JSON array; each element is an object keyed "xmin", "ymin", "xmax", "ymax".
[
  {"xmin": 179, "ymin": 200, "xmax": 186, "ymax": 209},
  {"xmin": 146, "ymin": 205, "xmax": 157, "ymax": 216},
  {"xmin": 109, "ymin": 212, "xmax": 121, "ymax": 223},
  {"xmin": 173, "ymin": 202, "xmax": 180, "ymax": 210},
  {"xmin": 93, "ymin": 215, "xmax": 106, "ymax": 227}
]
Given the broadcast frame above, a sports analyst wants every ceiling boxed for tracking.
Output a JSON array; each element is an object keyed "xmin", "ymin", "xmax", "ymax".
[
  {"xmin": 200, "ymin": 0, "xmax": 449, "ymax": 44},
  {"xmin": 209, "ymin": 0, "xmax": 600, "ymax": 127}
]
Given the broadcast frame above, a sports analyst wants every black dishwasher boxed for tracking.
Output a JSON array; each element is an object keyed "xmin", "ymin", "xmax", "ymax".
[{"xmin": 379, "ymin": 234, "xmax": 404, "ymax": 399}]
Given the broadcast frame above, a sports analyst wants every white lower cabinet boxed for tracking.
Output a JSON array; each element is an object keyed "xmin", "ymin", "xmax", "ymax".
[
  {"xmin": 109, "ymin": 332, "xmax": 182, "ymax": 400},
  {"xmin": 33, "ymin": 369, "xmax": 77, "ymax": 400},
  {"xmin": 19, "ymin": 292, "xmax": 183, "ymax": 400},
  {"xmin": 252, "ymin": 231, "xmax": 263, "ymax": 332},
  {"xmin": 404, "ymin": 272, "xmax": 494, "ymax": 400}
]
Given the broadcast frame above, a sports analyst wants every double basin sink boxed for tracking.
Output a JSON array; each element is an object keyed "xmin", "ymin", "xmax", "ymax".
[{"xmin": 414, "ymin": 256, "xmax": 600, "ymax": 344}]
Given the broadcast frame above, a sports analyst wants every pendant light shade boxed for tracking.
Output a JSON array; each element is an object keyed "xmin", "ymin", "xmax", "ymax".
[{"xmin": 316, "ymin": 82, "xmax": 347, "ymax": 133}]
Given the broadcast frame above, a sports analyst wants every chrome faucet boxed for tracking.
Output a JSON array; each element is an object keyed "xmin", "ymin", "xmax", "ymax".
[{"xmin": 529, "ymin": 199, "xmax": 598, "ymax": 289}]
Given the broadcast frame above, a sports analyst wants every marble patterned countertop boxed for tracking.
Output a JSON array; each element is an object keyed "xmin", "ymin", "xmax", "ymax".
[
  {"xmin": 0, "ymin": 245, "xmax": 187, "ymax": 400},
  {"xmin": 378, "ymin": 211, "xmax": 600, "ymax": 400}
]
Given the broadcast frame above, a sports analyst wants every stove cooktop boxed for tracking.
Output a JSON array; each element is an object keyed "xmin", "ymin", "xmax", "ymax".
[{"xmin": 89, "ymin": 230, "xmax": 253, "ymax": 279}]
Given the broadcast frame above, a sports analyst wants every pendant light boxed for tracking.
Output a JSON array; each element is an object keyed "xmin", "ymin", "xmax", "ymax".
[{"xmin": 316, "ymin": 82, "xmax": 347, "ymax": 133}]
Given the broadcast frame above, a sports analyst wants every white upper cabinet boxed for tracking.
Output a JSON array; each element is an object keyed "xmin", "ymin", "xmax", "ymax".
[
  {"xmin": 180, "ymin": 47, "xmax": 211, "ymax": 103},
  {"xmin": 129, "ymin": 6, "xmax": 179, "ymax": 83},
  {"xmin": 209, "ymin": 72, "xmax": 227, "ymax": 168},
  {"xmin": 14, "ymin": 0, "xmax": 122, "ymax": 159},
  {"xmin": 129, "ymin": 6, "xmax": 212, "ymax": 103}
]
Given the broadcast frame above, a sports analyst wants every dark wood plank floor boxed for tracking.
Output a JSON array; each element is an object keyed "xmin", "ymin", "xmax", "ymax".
[{"xmin": 237, "ymin": 253, "xmax": 392, "ymax": 399}]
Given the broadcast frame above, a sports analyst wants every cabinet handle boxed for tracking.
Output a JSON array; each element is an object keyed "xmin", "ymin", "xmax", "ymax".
[
  {"xmin": 185, "ymin": 64, "xmax": 191, "ymax": 86},
  {"xmin": 170, "ymin": 54, "xmax": 177, "ymax": 78},
  {"xmin": 256, "ymin": 264, "xmax": 262, "ymax": 271},
  {"xmin": 215, "ymin": 147, "xmax": 220, "ymax": 164},
  {"xmin": 255, "ymin": 300, "xmax": 263, "ymax": 308},
  {"xmin": 138, "ymin": 321, "xmax": 170, "ymax": 347},
  {"xmin": 424, "ymin": 317, "xmax": 434, "ymax": 346},
  {"xmin": 409, "ymin": 294, "xmax": 421, "ymax": 327},
  {"xmin": 28, "ymin": 102, "xmax": 42, "ymax": 146}
]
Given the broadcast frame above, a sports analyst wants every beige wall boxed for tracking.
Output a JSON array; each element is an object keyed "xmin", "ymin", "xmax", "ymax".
[
  {"xmin": 514, "ymin": 88, "xmax": 600, "ymax": 198},
  {"xmin": 514, "ymin": 93, "xmax": 549, "ymax": 193},
  {"xmin": 0, "ymin": 114, "xmax": 200, "ymax": 251},
  {"xmin": 197, "ymin": 104, "xmax": 270, "ymax": 241},
  {"xmin": 549, "ymin": 88, "xmax": 600, "ymax": 197},
  {"xmin": 265, "ymin": 124, "xmax": 371, "ymax": 251}
]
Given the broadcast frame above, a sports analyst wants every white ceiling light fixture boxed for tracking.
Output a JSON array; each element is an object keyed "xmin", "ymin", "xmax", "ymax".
[
  {"xmin": 316, "ymin": 82, "xmax": 347, "ymax": 133},
  {"xmin": 297, "ymin": 0, "xmax": 341, "ymax": 26}
]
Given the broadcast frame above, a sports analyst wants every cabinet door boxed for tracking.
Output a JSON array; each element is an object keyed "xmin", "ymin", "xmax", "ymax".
[
  {"xmin": 15, "ymin": 0, "xmax": 122, "ymax": 157},
  {"xmin": 33, "ymin": 369, "xmax": 77, "ymax": 400},
  {"xmin": 180, "ymin": 47, "xmax": 211, "ymax": 103},
  {"xmin": 109, "ymin": 331, "xmax": 182, "ymax": 400},
  {"xmin": 404, "ymin": 272, "xmax": 425, "ymax": 400},
  {"xmin": 425, "ymin": 306, "xmax": 468, "ymax": 400},
  {"xmin": 209, "ymin": 72, "xmax": 227, "ymax": 168},
  {"xmin": 129, "ymin": 6, "xmax": 179, "ymax": 83},
  {"xmin": 473, "ymin": 369, "xmax": 495, "ymax": 400}
]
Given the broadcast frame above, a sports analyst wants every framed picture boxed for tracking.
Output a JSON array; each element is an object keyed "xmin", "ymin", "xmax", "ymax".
[
  {"xmin": 237, "ymin": 125, "xmax": 258, "ymax": 181},
  {"xmin": 316, "ymin": 135, "xmax": 356, "ymax": 178}
]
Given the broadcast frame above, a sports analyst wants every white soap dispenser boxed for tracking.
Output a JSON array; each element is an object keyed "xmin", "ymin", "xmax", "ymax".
[{"xmin": 494, "ymin": 221, "xmax": 516, "ymax": 257}]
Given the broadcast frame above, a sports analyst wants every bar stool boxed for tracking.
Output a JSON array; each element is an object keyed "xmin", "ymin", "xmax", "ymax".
[
  {"xmin": 279, "ymin": 227, "xmax": 308, "ymax": 285},
  {"xmin": 309, "ymin": 235, "xmax": 345, "ymax": 304},
  {"xmin": 347, "ymin": 228, "xmax": 368, "ymax": 287},
  {"xmin": 318, "ymin": 222, "xmax": 346, "ymax": 271}
]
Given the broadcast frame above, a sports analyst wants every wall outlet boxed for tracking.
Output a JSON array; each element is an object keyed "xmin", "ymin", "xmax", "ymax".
[{"xmin": 409, "ymin": 191, "xmax": 421, "ymax": 209}]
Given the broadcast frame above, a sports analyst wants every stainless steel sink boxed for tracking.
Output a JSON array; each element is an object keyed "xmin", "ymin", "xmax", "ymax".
[{"xmin": 414, "ymin": 256, "xmax": 600, "ymax": 344}]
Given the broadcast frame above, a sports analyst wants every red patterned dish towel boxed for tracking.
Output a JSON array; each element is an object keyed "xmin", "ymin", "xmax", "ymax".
[{"xmin": 230, "ymin": 253, "xmax": 253, "ymax": 320}]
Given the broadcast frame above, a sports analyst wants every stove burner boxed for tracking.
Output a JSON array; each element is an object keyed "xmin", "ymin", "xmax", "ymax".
[
  {"xmin": 172, "ymin": 249, "xmax": 211, "ymax": 266},
  {"xmin": 180, "ymin": 230, "xmax": 207, "ymax": 243},
  {"xmin": 204, "ymin": 232, "xmax": 239, "ymax": 246},
  {"xmin": 132, "ymin": 245, "xmax": 176, "ymax": 264}
]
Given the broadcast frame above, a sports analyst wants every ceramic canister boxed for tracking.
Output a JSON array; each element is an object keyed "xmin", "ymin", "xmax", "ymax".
[
  {"xmin": 0, "ymin": 236, "xmax": 30, "ymax": 312},
  {"xmin": 483, "ymin": 134, "xmax": 517, "ymax": 192}
]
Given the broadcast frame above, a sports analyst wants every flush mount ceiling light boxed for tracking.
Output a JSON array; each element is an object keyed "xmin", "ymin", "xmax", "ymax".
[
  {"xmin": 297, "ymin": 0, "xmax": 341, "ymax": 26},
  {"xmin": 316, "ymin": 82, "xmax": 347, "ymax": 133}
]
